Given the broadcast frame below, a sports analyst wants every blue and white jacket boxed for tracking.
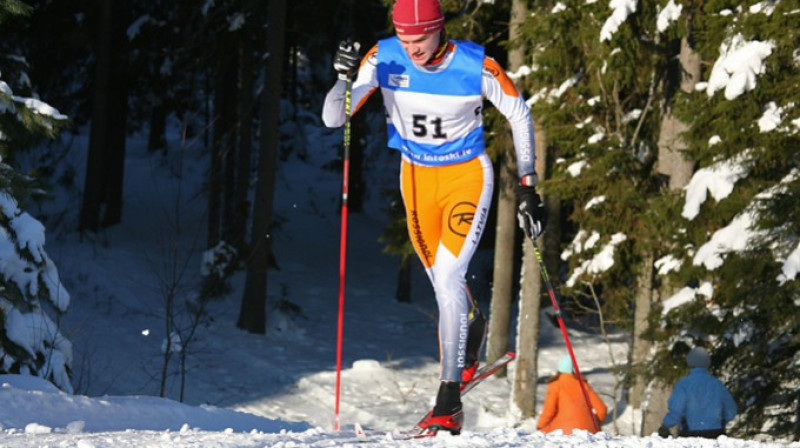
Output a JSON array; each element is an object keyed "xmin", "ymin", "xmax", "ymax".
[{"xmin": 322, "ymin": 36, "xmax": 535, "ymax": 177}]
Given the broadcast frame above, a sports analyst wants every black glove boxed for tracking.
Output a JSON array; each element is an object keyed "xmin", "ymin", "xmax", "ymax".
[
  {"xmin": 657, "ymin": 425, "xmax": 671, "ymax": 438},
  {"xmin": 333, "ymin": 39, "xmax": 361, "ymax": 81},
  {"xmin": 516, "ymin": 184, "xmax": 547, "ymax": 239}
]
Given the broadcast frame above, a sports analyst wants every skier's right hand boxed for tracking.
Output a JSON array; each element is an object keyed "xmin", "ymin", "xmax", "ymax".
[{"xmin": 333, "ymin": 39, "xmax": 361, "ymax": 81}]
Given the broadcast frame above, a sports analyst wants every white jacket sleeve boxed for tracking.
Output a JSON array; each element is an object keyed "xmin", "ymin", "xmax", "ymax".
[
  {"xmin": 321, "ymin": 44, "xmax": 380, "ymax": 128},
  {"xmin": 481, "ymin": 56, "xmax": 536, "ymax": 178}
]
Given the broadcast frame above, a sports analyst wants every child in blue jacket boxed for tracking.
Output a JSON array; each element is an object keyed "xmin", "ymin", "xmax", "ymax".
[{"xmin": 659, "ymin": 347, "xmax": 738, "ymax": 438}]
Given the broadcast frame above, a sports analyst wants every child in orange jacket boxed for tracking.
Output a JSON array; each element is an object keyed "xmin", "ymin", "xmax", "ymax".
[{"xmin": 537, "ymin": 355, "xmax": 608, "ymax": 435}]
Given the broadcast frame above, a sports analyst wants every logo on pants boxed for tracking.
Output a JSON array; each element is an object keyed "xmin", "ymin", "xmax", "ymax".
[{"xmin": 448, "ymin": 202, "xmax": 476, "ymax": 237}]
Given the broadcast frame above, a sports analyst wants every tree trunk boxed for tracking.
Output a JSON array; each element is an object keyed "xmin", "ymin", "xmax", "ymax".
[
  {"xmin": 638, "ymin": 35, "xmax": 701, "ymax": 436},
  {"xmin": 514, "ymin": 239, "xmax": 541, "ymax": 418},
  {"xmin": 506, "ymin": 0, "xmax": 542, "ymax": 419},
  {"xmin": 80, "ymin": 0, "xmax": 128, "ymax": 232},
  {"xmin": 542, "ymin": 161, "xmax": 561, "ymax": 300},
  {"xmin": 222, "ymin": 51, "xmax": 240, "ymax": 248},
  {"xmin": 395, "ymin": 255, "xmax": 412, "ymax": 303},
  {"xmin": 238, "ymin": 0, "xmax": 287, "ymax": 334},
  {"xmin": 208, "ymin": 34, "xmax": 238, "ymax": 248},
  {"xmin": 102, "ymin": 0, "xmax": 128, "ymax": 228},
  {"xmin": 207, "ymin": 74, "xmax": 224, "ymax": 247},
  {"xmin": 487, "ymin": 0, "xmax": 526, "ymax": 378},
  {"xmin": 147, "ymin": 104, "xmax": 167, "ymax": 154},
  {"xmin": 643, "ymin": 380, "xmax": 671, "ymax": 436},
  {"xmin": 233, "ymin": 40, "xmax": 256, "ymax": 254},
  {"xmin": 655, "ymin": 36, "xmax": 698, "ymax": 188},
  {"xmin": 513, "ymin": 120, "xmax": 547, "ymax": 420},
  {"xmin": 630, "ymin": 253, "xmax": 654, "ymax": 410}
]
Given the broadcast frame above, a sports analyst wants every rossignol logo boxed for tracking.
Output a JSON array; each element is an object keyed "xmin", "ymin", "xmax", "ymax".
[
  {"xmin": 410, "ymin": 210, "xmax": 433, "ymax": 264},
  {"xmin": 388, "ymin": 74, "xmax": 410, "ymax": 88},
  {"xmin": 448, "ymin": 202, "xmax": 476, "ymax": 237},
  {"xmin": 458, "ymin": 313, "xmax": 468, "ymax": 368}
]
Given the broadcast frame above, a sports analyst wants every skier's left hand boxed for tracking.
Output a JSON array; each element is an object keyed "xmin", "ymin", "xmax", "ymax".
[{"xmin": 516, "ymin": 184, "xmax": 547, "ymax": 238}]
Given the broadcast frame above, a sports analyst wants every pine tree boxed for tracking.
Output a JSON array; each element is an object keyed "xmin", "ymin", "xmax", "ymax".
[
  {"xmin": 1, "ymin": 0, "xmax": 72, "ymax": 392},
  {"xmin": 519, "ymin": 0, "xmax": 673, "ymax": 352},
  {"xmin": 650, "ymin": 1, "xmax": 799, "ymax": 438},
  {"xmin": 515, "ymin": 0, "xmax": 731, "ymax": 433}
]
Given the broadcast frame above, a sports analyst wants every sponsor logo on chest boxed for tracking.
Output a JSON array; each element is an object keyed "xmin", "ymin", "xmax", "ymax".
[{"xmin": 388, "ymin": 74, "xmax": 410, "ymax": 88}]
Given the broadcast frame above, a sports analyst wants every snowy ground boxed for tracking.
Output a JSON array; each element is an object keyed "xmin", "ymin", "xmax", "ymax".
[{"xmin": 2, "ymin": 128, "xmax": 796, "ymax": 447}]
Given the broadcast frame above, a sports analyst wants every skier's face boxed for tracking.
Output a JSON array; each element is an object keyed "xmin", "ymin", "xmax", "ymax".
[{"xmin": 397, "ymin": 32, "xmax": 441, "ymax": 64}]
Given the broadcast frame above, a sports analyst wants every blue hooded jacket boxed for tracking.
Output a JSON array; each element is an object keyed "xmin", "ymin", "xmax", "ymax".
[{"xmin": 662, "ymin": 368, "xmax": 738, "ymax": 431}]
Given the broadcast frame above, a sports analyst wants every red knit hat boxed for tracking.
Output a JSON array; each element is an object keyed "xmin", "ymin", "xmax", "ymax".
[{"xmin": 392, "ymin": 0, "xmax": 444, "ymax": 35}]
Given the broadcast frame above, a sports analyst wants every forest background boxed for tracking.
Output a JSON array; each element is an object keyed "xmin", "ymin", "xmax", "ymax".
[{"xmin": 0, "ymin": 0, "xmax": 797, "ymax": 441}]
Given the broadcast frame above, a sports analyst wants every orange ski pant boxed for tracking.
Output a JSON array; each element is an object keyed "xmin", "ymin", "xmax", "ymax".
[{"xmin": 400, "ymin": 153, "xmax": 494, "ymax": 381}]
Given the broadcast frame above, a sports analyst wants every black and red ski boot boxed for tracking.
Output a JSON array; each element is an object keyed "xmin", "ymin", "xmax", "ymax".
[
  {"xmin": 417, "ymin": 381, "xmax": 463, "ymax": 436},
  {"xmin": 461, "ymin": 307, "xmax": 487, "ymax": 389},
  {"xmin": 461, "ymin": 360, "xmax": 479, "ymax": 385},
  {"xmin": 415, "ymin": 408, "xmax": 464, "ymax": 436}
]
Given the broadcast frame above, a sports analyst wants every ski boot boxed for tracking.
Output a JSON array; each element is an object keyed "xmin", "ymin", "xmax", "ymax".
[
  {"xmin": 461, "ymin": 307, "xmax": 487, "ymax": 388},
  {"xmin": 415, "ymin": 408, "xmax": 463, "ymax": 436},
  {"xmin": 416, "ymin": 381, "xmax": 463, "ymax": 436}
]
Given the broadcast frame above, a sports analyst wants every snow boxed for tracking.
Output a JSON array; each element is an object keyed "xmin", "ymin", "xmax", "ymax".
[
  {"xmin": 565, "ymin": 233, "xmax": 627, "ymax": 287},
  {"xmin": 576, "ymin": 117, "xmax": 593, "ymax": 129},
  {"xmin": 2, "ymin": 31, "xmax": 798, "ymax": 448},
  {"xmin": 4, "ymin": 375, "xmax": 791, "ymax": 448},
  {"xmin": 778, "ymin": 241, "xmax": 800, "ymax": 285},
  {"xmin": 228, "ymin": 13, "xmax": 245, "ymax": 31},
  {"xmin": 588, "ymin": 131, "xmax": 604, "ymax": 144},
  {"xmin": 567, "ymin": 159, "xmax": 588, "ymax": 177},
  {"xmin": 600, "ymin": 0, "xmax": 637, "ymax": 42},
  {"xmin": 682, "ymin": 151, "xmax": 752, "ymax": 220},
  {"xmin": 0, "ymin": 126, "xmax": 646, "ymax": 447},
  {"xmin": 662, "ymin": 282, "xmax": 714, "ymax": 315},
  {"xmin": 693, "ymin": 208, "xmax": 760, "ymax": 270},
  {"xmin": 622, "ymin": 108, "xmax": 642, "ymax": 124},
  {"xmin": 548, "ymin": 73, "xmax": 582, "ymax": 102},
  {"xmin": 21, "ymin": 98, "xmax": 68, "ymax": 120},
  {"xmin": 749, "ymin": 1, "xmax": 778, "ymax": 15},
  {"xmin": 585, "ymin": 196, "xmax": 606, "ymax": 210},
  {"xmin": 693, "ymin": 170, "xmax": 800, "ymax": 272},
  {"xmin": 1, "ymin": 80, "xmax": 68, "ymax": 121},
  {"xmin": 758, "ymin": 102, "xmax": 783, "ymax": 133},
  {"xmin": 507, "ymin": 65, "xmax": 532, "ymax": 81},
  {"xmin": 127, "ymin": 14, "xmax": 150, "ymax": 40},
  {"xmin": 657, "ymin": 0, "xmax": 682, "ymax": 33},
  {"xmin": 655, "ymin": 255, "xmax": 682, "ymax": 276},
  {"xmin": 0, "ymin": 133, "xmax": 787, "ymax": 448},
  {"xmin": 705, "ymin": 34, "xmax": 775, "ymax": 100}
]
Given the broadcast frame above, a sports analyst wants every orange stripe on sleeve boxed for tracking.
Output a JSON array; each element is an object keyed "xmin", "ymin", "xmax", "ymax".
[
  {"xmin": 353, "ymin": 91, "xmax": 374, "ymax": 114},
  {"xmin": 360, "ymin": 44, "xmax": 378, "ymax": 70},
  {"xmin": 352, "ymin": 44, "xmax": 379, "ymax": 114},
  {"xmin": 483, "ymin": 57, "xmax": 519, "ymax": 97}
]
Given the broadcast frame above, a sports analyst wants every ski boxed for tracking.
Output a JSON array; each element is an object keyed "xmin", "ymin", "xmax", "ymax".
[
  {"xmin": 460, "ymin": 351, "xmax": 516, "ymax": 395},
  {"xmin": 354, "ymin": 352, "xmax": 516, "ymax": 441}
]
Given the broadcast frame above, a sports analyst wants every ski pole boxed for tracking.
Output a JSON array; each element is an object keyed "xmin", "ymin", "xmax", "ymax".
[
  {"xmin": 334, "ymin": 76, "xmax": 353, "ymax": 432},
  {"xmin": 530, "ymin": 237, "xmax": 600, "ymax": 432}
]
